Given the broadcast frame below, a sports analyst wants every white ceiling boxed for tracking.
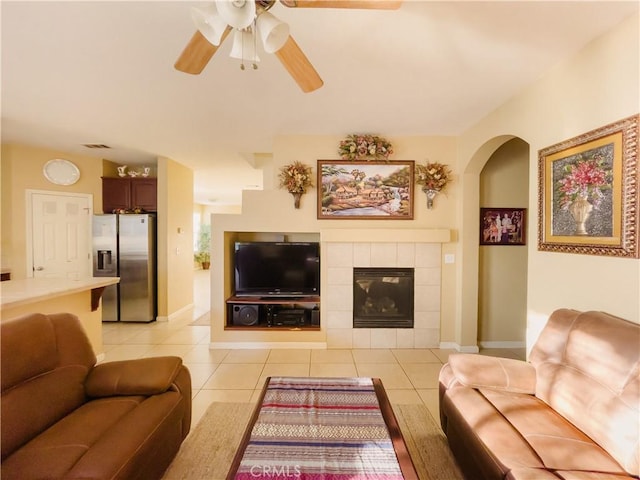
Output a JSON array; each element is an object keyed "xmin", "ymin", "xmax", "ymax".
[{"xmin": 2, "ymin": 1, "xmax": 638, "ymax": 205}]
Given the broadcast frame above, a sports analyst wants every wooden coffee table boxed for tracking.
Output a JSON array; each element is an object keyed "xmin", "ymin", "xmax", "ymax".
[{"xmin": 227, "ymin": 377, "xmax": 418, "ymax": 479}]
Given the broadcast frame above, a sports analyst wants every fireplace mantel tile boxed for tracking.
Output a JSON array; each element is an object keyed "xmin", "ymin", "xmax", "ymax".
[
  {"xmin": 397, "ymin": 244, "xmax": 416, "ymax": 266},
  {"xmin": 321, "ymin": 229, "xmax": 451, "ymax": 243},
  {"xmin": 324, "ymin": 239, "xmax": 442, "ymax": 349},
  {"xmin": 416, "ymin": 286, "xmax": 441, "ymax": 311},
  {"xmin": 371, "ymin": 329, "xmax": 398, "ymax": 348},
  {"xmin": 352, "ymin": 329, "xmax": 371, "ymax": 348},
  {"xmin": 397, "ymin": 329, "xmax": 415, "ymax": 348},
  {"xmin": 416, "ymin": 267, "xmax": 441, "ymax": 286},
  {"xmin": 326, "ymin": 267, "xmax": 351, "ymax": 285},
  {"xmin": 370, "ymin": 243, "xmax": 398, "ymax": 266},
  {"xmin": 327, "ymin": 328, "xmax": 353, "ymax": 348},
  {"xmin": 325, "ymin": 243, "xmax": 353, "ymax": 267},
  {"xmin": 415, "ymin": 244, "xmax": 442, "ymax": 267},
  {"xmin": 353, "ymin": 244, "xmax": 371, "ymax": 266}
]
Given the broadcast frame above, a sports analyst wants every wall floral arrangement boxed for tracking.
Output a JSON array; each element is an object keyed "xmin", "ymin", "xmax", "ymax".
[
  {"xmin": 338, "ymin": 134, "xmax": 393, "ymax": 161},
  {"xmin": 415, "ymin": 161, "xmax": 452, "ymax": 208},
  {"xmin": 278, "ymin": 161, "xmax": 314, "ymax": 209}
]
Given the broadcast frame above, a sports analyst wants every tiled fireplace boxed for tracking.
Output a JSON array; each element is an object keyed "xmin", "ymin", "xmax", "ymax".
[
  {"xmin": 353, "ymin": 267, "xmax": 414, "ymax": 329},
  {"xmin": 323, "ymin": 232, "xmax": 443, "ymax": 349}
]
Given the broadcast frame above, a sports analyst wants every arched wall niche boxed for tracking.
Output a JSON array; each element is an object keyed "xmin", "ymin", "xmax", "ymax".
[{"xmin": 455, "ymin": 134, "xmax": 531, "ymax": 350}]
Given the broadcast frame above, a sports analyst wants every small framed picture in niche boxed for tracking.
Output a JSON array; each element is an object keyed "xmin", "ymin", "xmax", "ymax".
[{"xmin": 480, "ymin": 208, "xmax": 526, "ymax": 245}]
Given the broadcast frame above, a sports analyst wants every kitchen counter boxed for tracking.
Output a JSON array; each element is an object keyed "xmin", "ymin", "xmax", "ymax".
[
  {"xmin": 0, "ymin": 276, "xmax": 119, "ymax": 310},
  {"xmin": 1, "ymin": 276, "xmax": 120, "ymax": 356}
]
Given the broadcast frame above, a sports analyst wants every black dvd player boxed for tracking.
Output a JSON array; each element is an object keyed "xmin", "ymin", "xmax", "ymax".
[{"xmin": 269, "ymin": 308, "xmax": 306, "ymax": 326}]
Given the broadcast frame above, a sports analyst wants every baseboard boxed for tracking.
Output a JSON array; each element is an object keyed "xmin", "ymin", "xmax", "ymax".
[
  {"xmin": 157, "ymin": 303, "xmax": 194, "ymax": 323},
  {"xmin": 439, "ymin": 342, "xmax": 479, "ymax": 353},
  {"xmin": 479, "ymin": 341, "xmax": 526, "ymax": 349},
  {"xmin": 210, "ymin": 342, "xmax": 327, "ymax": 350}
]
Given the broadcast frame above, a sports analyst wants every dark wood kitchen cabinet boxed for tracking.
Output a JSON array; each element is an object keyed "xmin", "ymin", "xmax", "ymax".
[{"xmin": 102, "ymin": 177, "xmax": 157, "ymax": 213}]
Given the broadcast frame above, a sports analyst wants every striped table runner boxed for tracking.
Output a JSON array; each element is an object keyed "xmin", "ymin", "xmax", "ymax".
[{"xmin": 228, "ymin": 377, "xmax": 417, "ymax": 480}]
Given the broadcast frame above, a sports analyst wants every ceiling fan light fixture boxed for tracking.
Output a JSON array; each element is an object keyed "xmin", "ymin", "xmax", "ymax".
[
  {"xmin": 230, "ymin": 29, "xmax": 261, "ymax": 65},
  {"xmin": 256, "ymin": 11, "xmax": 289, "ymax": 53},
  {"xmin": 191, "ymin": 5, "xmax": 227, "ymax": 46},
  {"xmin": 217, "ymin": 0, "xmax": 257, "ymax": 29}
]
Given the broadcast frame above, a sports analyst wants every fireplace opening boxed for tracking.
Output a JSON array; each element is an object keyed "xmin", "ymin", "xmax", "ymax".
[{"xmin": 353, "ymin": 268, "xmax": 414, "ymax": 328}]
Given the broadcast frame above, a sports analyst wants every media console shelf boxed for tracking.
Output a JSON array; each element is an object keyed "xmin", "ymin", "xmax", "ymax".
[{"xmin": 225, "ymin": 295, "xmax": 320, "ymax": 330}]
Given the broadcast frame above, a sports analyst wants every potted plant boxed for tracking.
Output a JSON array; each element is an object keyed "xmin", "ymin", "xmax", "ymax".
[{"xmin": 194, "ymin": 224, "xmax": 211, "ymax": 270}]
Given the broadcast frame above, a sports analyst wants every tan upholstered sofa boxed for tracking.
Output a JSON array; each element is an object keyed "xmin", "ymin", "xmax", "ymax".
[
  {"xmin": 1, "ymin": 313, "xmax": 192, "ymax": 480},
  {"xmin": 439, "ymin": 308, "xmax": 639, "ymax": 480}
]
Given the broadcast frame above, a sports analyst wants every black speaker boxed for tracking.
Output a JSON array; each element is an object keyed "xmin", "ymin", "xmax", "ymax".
[
  {"xmin": 231, "ymin": 304, "xmax": 260, "ymax": 326},
  {"xmin": 310, "ymin": 309, "xmax": 320, "ymax": 326}
]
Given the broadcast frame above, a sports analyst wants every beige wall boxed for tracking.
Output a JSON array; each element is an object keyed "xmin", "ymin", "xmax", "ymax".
[
  {"xmin": 195, "ymin": 203, "xmax": 231, "ymax": 226},
  {"xmin": 478, "ymin": 138, "xmax": 529, "ymax": 345},
  {"xmin": 1, "ymin": 148, "xmax": 13, "ymax": 272},
  {"xmin": 458, "ymin": 13, "xmax": 640, "ymax": 350},
  {"xmin": 210, "ymin": 135, "xmax": 460, "ymax": 345},
  {"xmin": 0, "ymin": 143, "xmax": 102, "ymax": 279},
  {"xmin": 157, "ymin": 157, "xmax": 194, "ymax": 320}
]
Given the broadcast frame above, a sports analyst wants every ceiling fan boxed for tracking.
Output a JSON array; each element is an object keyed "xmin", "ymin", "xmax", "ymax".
[{"xmin": 174, "ymin": 0, "xmax": 402, "ymax": 93}]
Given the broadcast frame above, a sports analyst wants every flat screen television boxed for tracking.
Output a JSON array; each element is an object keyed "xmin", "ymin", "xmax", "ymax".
[{"xmin": 234, "ymin": 242, "xmax": 320, "ymax": 297}]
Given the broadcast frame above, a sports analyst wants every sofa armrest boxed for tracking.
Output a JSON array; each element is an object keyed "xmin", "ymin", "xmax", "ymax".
[
  {"xmin": 447, "ymin": 353, "xmax": 536, "ymax": 394},
  {"xmin": 85, "ymin": 356, "xmax": 183, "ymax": 397}
]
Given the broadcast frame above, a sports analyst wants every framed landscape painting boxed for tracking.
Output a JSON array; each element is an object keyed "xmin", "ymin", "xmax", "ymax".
[
  {"xmin": 538, "ymin": 114, "xmax": 639, "ymax": 257},
  {"xmin": 317, "ymin": 160, "xmax": 414, "ymax": 219}
]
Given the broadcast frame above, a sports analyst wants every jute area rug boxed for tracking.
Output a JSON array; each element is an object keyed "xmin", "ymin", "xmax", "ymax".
[{"xmin": 162, "ymin": 402, "xmax": 463, "ymax": 480}]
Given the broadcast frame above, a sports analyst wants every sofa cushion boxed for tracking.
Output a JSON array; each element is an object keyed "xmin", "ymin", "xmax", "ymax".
[
  {"xmin": 447, "ymin": 353, "xmax": 536, "ymax": 394},
  {"xmin": 1, "ymin": 313, "xmax": 97, "ymax": 460},
  {"xmin": 1, "ymin": 391, "xmax": 184, "ymax": 480},
  {"xmin": 530, "ymin": 309, "xmax": 640, "ymax": 475},
  {"xmin": 505, "ymin": 469, "xmax": 633, "ymax": 480},
  {"xmin": 481, "ymin": 388, "xmax": 627, "ymax": 474},
  {"xmin": 1, "ymin": 366, "xmax": 90, "ymax": 461},
  {"xmin": 1, "ymin": 395, "xmax": 145, "ymax": 479},
  {"xmin": 85, "ymin": 356, "xmax": 184, "ymax": 397},
  {"xmin": 0, "ymin": 313, "xmax": 57, "ymax": 392},
  {"xmin": 442, "ymin": 386, "xmax": 546, "ymax": 479}
]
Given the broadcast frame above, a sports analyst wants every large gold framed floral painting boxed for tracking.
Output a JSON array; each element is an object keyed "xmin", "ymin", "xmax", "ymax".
[{"xmin": 538, "ymin": 114, "xmax": 639, "ymax": 258}]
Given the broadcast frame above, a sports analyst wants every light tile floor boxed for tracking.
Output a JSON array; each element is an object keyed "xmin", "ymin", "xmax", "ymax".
[{"xmin": 101, "ymin": 270, "xmax": 526, "ymax": 430}]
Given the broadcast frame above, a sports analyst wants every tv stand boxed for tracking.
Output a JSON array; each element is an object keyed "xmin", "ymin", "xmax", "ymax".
[
  {"xmin": 260, "ymin": 296, "xmax": 305, "ymax": 301},
  {"xmin": 226, "ymin": 295, "xmax": 320, "ymax": 330}
]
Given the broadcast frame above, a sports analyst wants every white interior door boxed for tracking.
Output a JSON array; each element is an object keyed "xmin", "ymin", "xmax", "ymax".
[{"xmin": 30, "ymin": 191, "xmax": 92, "ymax": 278}]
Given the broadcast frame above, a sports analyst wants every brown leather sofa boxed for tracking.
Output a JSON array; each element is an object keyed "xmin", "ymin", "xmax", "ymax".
[
  {"xmin": 1, "ymin": 313, "xmax": 192, "ymax": 480},
  {"xmin": 439, "ymin": 308, "xmax": 639, "ymax": 480}
]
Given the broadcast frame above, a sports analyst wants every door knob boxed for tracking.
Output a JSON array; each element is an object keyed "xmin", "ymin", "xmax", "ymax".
[{"xmin": 35, "ymin": 266, "xmax": 44, "ymax": 271}]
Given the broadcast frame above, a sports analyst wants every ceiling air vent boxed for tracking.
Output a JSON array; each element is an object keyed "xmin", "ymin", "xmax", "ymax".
[{"xmin": 82, "ymin": 144, "xmax": 111, "ymax": 149}]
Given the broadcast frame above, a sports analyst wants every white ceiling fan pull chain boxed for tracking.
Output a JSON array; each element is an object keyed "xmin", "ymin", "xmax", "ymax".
[
  {"xmin": 252, "ymin": 22, "xmax": 259, "ymax": 69},
  {"xmin": 231, "ymin": 28, "xmax": 260, "ymax": 69}
]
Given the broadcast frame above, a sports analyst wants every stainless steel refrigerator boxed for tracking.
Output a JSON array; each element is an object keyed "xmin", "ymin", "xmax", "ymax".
[{"xmin": 92, "ymin": 214, "xmax": 157, "ymax": 322}]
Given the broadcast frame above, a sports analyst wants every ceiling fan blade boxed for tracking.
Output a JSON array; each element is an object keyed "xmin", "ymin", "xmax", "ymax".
[
  {"xmin": 275, "ymin": 36, "xmax": 324, "ymax": 93},
  {"xmin": 174, "ymin": 27, "xmax": 232, "ymax": 75},
  {"xmin": 281, "ymin": 0, "xmax": 401, "ymax": 9}
]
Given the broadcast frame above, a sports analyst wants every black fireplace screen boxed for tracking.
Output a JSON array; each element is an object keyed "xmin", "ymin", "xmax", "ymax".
[{"xmin": 353, "ymin": 268, "xmax": 414, "ymax": 328}]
